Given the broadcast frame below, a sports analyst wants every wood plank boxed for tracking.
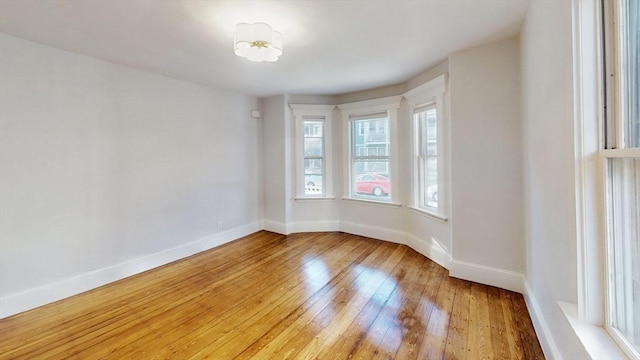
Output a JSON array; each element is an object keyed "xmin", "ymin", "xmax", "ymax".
[
  {"xmin": 467, "ymin": 282, "xmax": 493, "ymax": 359},
  {"xmin": 443, "ymin": 278, "xmax": 472, "ymax": 359},
  {"xmin": 0, "ymin": 231, "xmax": 546, "ymax": 360}
]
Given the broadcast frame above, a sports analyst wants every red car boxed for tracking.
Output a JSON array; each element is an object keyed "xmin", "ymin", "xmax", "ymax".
[{"xmin": 355, "ymin": 174, "xmax": 390, "ymax": 197}]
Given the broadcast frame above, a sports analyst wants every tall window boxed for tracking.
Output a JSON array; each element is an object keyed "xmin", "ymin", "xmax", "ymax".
[
  {"xmin": 303, "ymin": 118, "xmax": 324, "ymax": 195},
  {"xmin": 415, "ymin": 106, "xmax": 438, "ymax": 210},
  {"xmin": 350, "ymin": 113, "xmax": 391, "ymax": 199},
  {"xmin": 291, "ymin": 104, "xmax": 334, "ymax": 199},
  {"xmin": 604, "ymin": 0, "xmax": 640, "ymax": 357},
  {"xmin": 338, "ymin": 96, "xmax": 401, "ymax": 204},
  {"xmin": 405, "ymin": 75, "xmax": 447, "ymax": 218}
]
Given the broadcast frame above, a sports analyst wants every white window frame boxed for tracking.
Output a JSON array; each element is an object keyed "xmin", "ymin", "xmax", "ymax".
[
  {"xmin": 404, "ymin": 75, "xmax": 448, "ymax": 220},
  {"xmin": 573, "ymin": 0, "xmax": 640, "ymax": 359},
  {"xmin": 337, "ymin": 96, "xmax": 401, "ymax": 205},
  {"xmin": 290, "ymin": 104, "xmax": 335, "ymax": 199}
]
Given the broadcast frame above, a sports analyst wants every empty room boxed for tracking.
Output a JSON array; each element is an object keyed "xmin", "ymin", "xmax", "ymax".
[{"xmin": 0, "ymin": 0, "xmax": 638, "ymax": 359}]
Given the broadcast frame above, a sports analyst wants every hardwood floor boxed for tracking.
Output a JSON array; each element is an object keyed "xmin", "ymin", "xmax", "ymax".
[{"xmin": 0, "ymin": 231, "xmax": 544, "ymax": 359}]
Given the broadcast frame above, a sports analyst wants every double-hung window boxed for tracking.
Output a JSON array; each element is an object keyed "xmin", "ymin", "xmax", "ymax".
[
  {"xmin": 290, "ymin": 104, "xmax": 334, "ymax": 199},
  {"xmin": 338, "ymin": 96, "xmax": 401, "ymax": 204},
  {"xmin": 603, "ymin": 0, "xmax": 640, "ymax": 357},
  {"xmin": 404, "ymin": 75, "xmax": 447, "ymax": 218}
]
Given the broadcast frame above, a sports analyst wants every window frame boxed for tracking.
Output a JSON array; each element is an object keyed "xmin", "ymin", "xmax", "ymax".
[
  {"xmin": 290, "ymin": 104, "xmax": 335, "ymax": 199},
  {"xmin": 404, "ymin": 75, "xmax": 448, "ymax": 220},
  {"xmin": 573, "ymin": 0, "xmax": 640, "ymax": 359},
  {"xmin": 337, "ymin": 96, "xmax": 401, "ymax": 205}
]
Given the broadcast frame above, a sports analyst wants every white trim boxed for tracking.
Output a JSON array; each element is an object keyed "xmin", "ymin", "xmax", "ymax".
[
  {"xmin": 407, "ymin": 206, "xmax": 448, "ymax": 223},
  {"xmin": 404, "ymin": 74, "xmax": 447, "ymax": 106},
  {"xmin": 449, "ymin": 259, "xmax": 524, "ymax": 293},
  {"xmin": 339, "ymin": 221, "xmax": 407, "ymax": 244},
  {"xmin": 558, "ymin": 301, "xmax": 628, "ymax": 360},
  {"xmin": 336, "ymin": 95, "xmax": 402, "ymax": 113},
  {"xmin": 602, "ymin": 148, "xmax": 640, "ymax": 158},
  {"xmin": 405, "ymin": 233, "xmax": 451, "ymax": 269},
  {"xmin": 0, "ymin": 221, "xmax": 262, "ymax": 319},
  {"xmin": 293, "ymin": 197, "xmax": 336, "ymax": 202},
  {"xmin": 341, "ymin": 197, "xmax": 402, "ymax": 208},
  {"xmin": 263, "ymin": 219, "xmax": 290, "ymax": 235},
  {"xmin": 524, "ymin": 282, "xmax": 564, "ymax": 360},
  {"xmin": 572, "ymin": 0, "xmax": 606, "ymax": 325}
]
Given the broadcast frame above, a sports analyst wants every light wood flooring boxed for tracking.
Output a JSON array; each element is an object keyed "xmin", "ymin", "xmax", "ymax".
[{"xmin": 0, "ymin": 231, "xmax": 544, "ymax": 359}]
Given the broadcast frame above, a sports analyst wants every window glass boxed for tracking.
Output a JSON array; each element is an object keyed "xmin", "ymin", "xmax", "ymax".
[
  {"xmin": 623, "ymin": 0, "xmax": 639, "ymax": 147},
  {"xmin": 608, "ymin": 158, "xmax": 640, "ymax": 353}
]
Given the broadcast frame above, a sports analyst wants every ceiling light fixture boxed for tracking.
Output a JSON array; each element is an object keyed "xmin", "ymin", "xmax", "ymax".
[{"xmin": 234, "ymin": 22, "xmax": 283, "ymax": 62}]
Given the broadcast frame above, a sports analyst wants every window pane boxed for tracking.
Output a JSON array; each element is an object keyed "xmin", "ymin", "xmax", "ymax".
[
  {"xmin": 304, "ymin": 137, "xmax": 323, "ymax": 157},
  {"xmin": 424, "ymin": 157, "xmax": 438, "ymax": 208},
  {"xmin": 608, "ymin": 157, "xmax": 640, "ymax": 353},
  {"xmin": 304, "ymin": 159, "xmax": 323, "ymax": 195},
  {"xmin": 353, "ymin": 160, "xmax": 390, "ymax": 199},
  {"xmin": 353, "ymin": 118, "xmax": 390, "ymax": 151},
  {"xmin": 623, "ymin": 0, "xmax": 639, "ymax": 147}
]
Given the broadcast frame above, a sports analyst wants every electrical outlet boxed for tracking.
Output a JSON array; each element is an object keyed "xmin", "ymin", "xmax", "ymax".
[{"xmin": 217, "ymin": 220, "xmax": 223, "ymax": 230}]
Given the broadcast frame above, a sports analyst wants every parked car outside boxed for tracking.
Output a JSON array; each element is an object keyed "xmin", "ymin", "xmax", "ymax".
[{"xmin": 355, "ymin": 174, "xmax": 390, "ymax": 197}]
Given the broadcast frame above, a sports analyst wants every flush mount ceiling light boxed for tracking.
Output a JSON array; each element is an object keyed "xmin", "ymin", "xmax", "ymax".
[{"xmin": 234, "ymin": 22, "xmax": 283, "ymax": 62}]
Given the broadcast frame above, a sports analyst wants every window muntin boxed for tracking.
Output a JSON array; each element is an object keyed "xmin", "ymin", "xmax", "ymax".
[
  {"xmin": 415, "ymin": 106, "xmax": 438, "ymax": 210},
  {"xmin": 604, "ymin": 0, "xmax": 640, "ymax": 357},
  {"xmin": 350, "ymin": 113, "xmax": 391, "ymax": 200}
]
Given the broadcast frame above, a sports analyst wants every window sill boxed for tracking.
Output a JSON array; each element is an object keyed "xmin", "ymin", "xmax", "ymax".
[
  {"xmin": 294, "ymin": 196, "xmax": 336, "ymax": 202},
  {"xmin": 407, "ymin": 206, "xmax": 448, "ymax": 223},
  {"xmin": 341, "ymin": 197, "xmax": 402, "ymax": 208},
  {"xmin": 558, "ymin": 301, "xmax": 629, "ymax": 360}
]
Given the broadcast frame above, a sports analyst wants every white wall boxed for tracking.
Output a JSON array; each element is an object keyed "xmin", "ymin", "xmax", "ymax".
[
  {"xmin": 261, "ymin": 95, "xmax": 290, "ymax": 233},
  {"xmin": 0, "ymin": 34, "xmax": 262, "ymax": 316},
  {"xmin": 520, "ymin": 1, "xmax": 589, "ymax": 358},
  {"xmin": 448, "ymin": 38, "xmax": 524, "ymax": 284}
]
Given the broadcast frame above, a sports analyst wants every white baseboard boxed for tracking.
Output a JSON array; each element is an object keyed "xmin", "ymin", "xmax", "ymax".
[
  {"xmin": 0, "ymin": 221, "xmax": 262, "ymax": 319},
  {"xmin": 263, "ymin": 219, "xmax": 290, "ymax": 235},
  {"xmin": 289, "ymin": 220, "xmax": 340, "ymax": 233},
  {"xmin": 405, "ymin": 233, "xmax": 451, "ymax": 269},
  {"xmin": 339, "ymin": 221, "xmax": 407, "ymax": 244},
  {"xmin": 449, "ymin": 259, "xmax": 524, "ymax": 293},
  {"xmin": 524, "ymin": 282, "xmax": 563, "ymax": 360}
]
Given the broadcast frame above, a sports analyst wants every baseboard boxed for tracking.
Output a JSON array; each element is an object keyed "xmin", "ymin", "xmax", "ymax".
[
  {"xmin": 0, "ymin": 221, "xmax": 262, "ymax": 319},
  {"xmin": 449, "ymin": 259, "xmax": 524, "ymax": 293},
  {"xmin": 339, "ymin": 221, "xmax": 407, "ymax": 244},
  {"xmin": 405, "ymin": 233, "xmax": 451, "ymax": 269},
  {"xmin": 289, "ymin": 220, "xmax": 340, "ymax": 233},
  {"xmin": 263, "ymin": 219, "xmax": 290, "ymax": 235},
  {"xmin": 524, "ymin": 282, "xmax": 563, "ymax": 360}
]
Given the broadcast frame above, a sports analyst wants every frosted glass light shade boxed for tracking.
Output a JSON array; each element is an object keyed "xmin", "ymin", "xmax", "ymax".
[{"xmin": 234, "ymin": 22, "xmax": 283, "ymax": 62}]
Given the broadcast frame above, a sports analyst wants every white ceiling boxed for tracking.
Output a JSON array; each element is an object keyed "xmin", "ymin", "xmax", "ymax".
[{"xmin": 0, "ymin": 0, "xmax": 530, "ymax": 97}]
